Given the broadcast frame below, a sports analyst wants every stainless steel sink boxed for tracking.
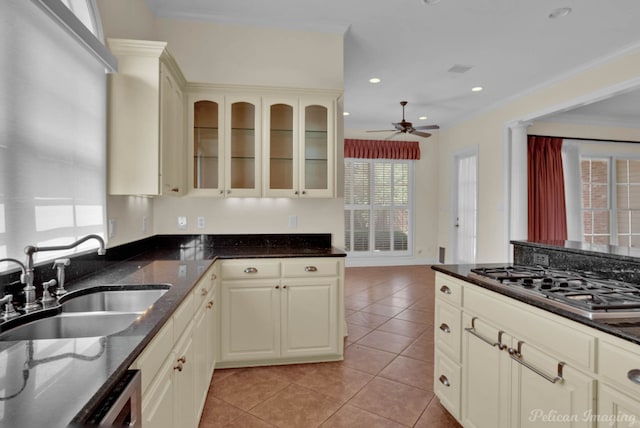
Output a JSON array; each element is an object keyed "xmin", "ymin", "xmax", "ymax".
[
  {"xmin": 0, "ymin": 312, "xmax": 141, "ymax": 341},
  {"xmin": 61, "ymin": 288, "xmax": 169, "ymax": 313}
]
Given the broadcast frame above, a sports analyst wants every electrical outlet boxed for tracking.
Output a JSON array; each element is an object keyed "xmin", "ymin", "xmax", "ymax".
[
  {"xmin": 533, "ymin": 253, "xmax": 549, "ymax": 266},
  {"xmin": 197, "ymin": 216, "xmax": 205, "ymax": 229},
  {"xmin": 142, "ymin": 216, "xmax": 148, "ymax": 234},
  {"xmin": 288, "ymin": 215, "xmax": 297, "ymax": 229},
  {"xmin": 177, "ymin": 216, "xmax": 187, "ymax": 230},
  {"xmin": 108, "ymin": 219, "xmax": 116, "ymax": 239}
]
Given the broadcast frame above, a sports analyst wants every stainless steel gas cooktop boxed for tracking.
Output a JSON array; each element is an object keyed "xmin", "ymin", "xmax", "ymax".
[{"xmin": 469, "ymin": 265, "xmax": 640, "ymax": 320}]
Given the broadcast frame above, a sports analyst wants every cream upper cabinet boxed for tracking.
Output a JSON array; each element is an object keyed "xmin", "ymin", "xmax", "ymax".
[
  {"xmin": 263, "ymin": 95, "xmax": 335, "ymax": 198},
  {"xmin": 188, "ymin": 92, "xmax": 261, "ymax": 197},
  {"xmin": 226, "ymin": 95, "xmax": 262, "ymax": 197},
  {"xmin": 190, "ymin": 94, "xmax": 224, "ymax": 196},
  {"xmin": 188, "ymin": 85, "xmax": 339, "ymax": 198},
  {"xmin": 107, "ymin": 39, "xmax": 186, "ymax": 196}
]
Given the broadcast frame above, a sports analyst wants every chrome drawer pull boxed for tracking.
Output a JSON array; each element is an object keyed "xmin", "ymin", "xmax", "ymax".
[
  {"xmin": 438, "ymin": 375, "xmax": 450, "ymax": 387},
  {"xmin": 439, "ymin": 323, "xmax": 451, "ymax": 334},
  {"xmin": 440, "ymin": 285, "xmax": 451, "ymax": 295},
  {"xmin": 465, "ymin": 317, "xmax": 500, "ymax": 347},
  {"xmin": 628, "ymin": 369, "xmax": 640, "ymax": 385},
  {"xmin": 508, "ymin": 340, "xmax": 564, "ymax": 384},
  {"xmin": 244, "ymin": 267, "xmax": 258, "ymax": 274},
  {"xmin": 304, "ymin": 266, "xmax": 318, "ymax": 272}
]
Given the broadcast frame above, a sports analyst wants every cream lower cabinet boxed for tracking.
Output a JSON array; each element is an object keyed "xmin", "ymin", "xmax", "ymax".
[
  {"xmin": 435, "ymin": 272, "xmax": 600, "ymax": 428},
  {"xmin": 597, "ymin": 337, "xmax": 640, "ymax": 427},
  {"xmin": 461, "ymin": 313, "xmax": 595, "ymax": 428},
  {"xmin": 131, "ymin": 264, "xmax": 217, "ymax": 428},
  {"xmin": 218, "ymin": 257, "xmax": 344, "ymax": 367}
]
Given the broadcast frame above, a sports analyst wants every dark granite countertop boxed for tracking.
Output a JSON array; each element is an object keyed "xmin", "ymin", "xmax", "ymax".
[
  {"xmin": 0, "ymin": 234, "xmax": 345, "ymax": 428},
  {"xmin": 432, "ymin": 264, "xmax": 640, "ymax": 347}
]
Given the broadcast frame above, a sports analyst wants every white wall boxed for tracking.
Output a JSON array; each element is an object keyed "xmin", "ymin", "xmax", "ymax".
[{"xmin": 97, "ymin": 0, "xmax": 346, "ymax": 249}]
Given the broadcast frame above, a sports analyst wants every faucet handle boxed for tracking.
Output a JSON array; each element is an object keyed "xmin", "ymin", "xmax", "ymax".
[
  {"xmin": 41, "ymin": 279, "xmax": 57, "ymax": 304},
  {"xmin": 52, "ymin": 258, "xmax": 70, "ymax": 268},
  {"xmin": 1, "ymin": 294, "xmax": 20, "ymax": 320}
]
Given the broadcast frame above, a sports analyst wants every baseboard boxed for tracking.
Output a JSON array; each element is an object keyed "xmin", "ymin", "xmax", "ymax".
[{"xmin": 344, "ymin": 255, "xmax": 438, "ymax": 267}]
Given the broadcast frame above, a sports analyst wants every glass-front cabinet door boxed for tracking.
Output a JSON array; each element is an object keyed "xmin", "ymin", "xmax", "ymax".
[
  {"xmin": 300, "ymin": 97, "xmax": 334, "ymax": 197},
  {"xmin": 263, "ymin": 99, "xmax": 298, "ymax": 197},
  {"xmin": 190, "ymin": 94, "xmax": 224, "ymax": 196},
  {"xmin": 225, "ymin": 96, "xmax": 261, "ymax": 197}
]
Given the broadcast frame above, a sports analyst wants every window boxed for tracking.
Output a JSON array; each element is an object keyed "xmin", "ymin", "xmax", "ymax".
[
  {"xmin": 344, "ymin": 159, "xmax": 413, "ymax": 257},
  {"xmin": 581, "ymin": 158, "xmax": 610, "ymax": 245},
  {"xmin": 581, "ymin": 157, "xmax": 640, "ymax": 247},
  {"xmin": 0, "ymin": 0, "xmax": 114, "ymax": 270}
]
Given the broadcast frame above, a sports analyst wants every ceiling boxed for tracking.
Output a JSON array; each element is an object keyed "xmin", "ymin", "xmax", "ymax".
[{"xmin": 144, "ymin": 0, "xmax": 640, "ymax": 133}]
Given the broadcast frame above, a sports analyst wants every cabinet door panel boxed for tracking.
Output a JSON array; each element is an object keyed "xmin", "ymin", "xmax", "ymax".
[
  {"xmin": 598, "ymin": 385, "xmax": 640, "ymax": 428},
  {"xmin": 192, "ymin": 97, "xmax": 224, "ymax": 193},
  {"xmin": 509, "ymin": 340, "xmax": 596, "ymax": 428},
  {"xmin": 226, "ymin": 96, "xmax": 261, "ymax": 196},
  {"xmin": 281, "ymin": 278, "xmax": 338, "ymax": 357},
  {"xmin": 462, "ymin": 314, "xmax": 511, "ymax": 428},
  {"xmin": 173, "ymin": 323, "xmax": 196, "ymax": 428},
  {"xmin": 220, "ymin": 281, "xmax": 280, "ymax": 361},
  {"xmin": 299, "ymin": 98, "xmax": 334, "ymax": 197},
  {"xmin": 141, "ymin": 355, "xmax": 174, "ymax": 428}
]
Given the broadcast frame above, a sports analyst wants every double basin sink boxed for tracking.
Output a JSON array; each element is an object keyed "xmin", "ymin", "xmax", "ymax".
[{"xmin": 0, "ymin": 286, "xmax": 170, "ymax": 341}]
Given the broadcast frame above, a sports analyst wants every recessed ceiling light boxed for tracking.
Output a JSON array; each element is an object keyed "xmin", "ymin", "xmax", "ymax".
[
  {"xmin": 549, "ymin": 7, "xmax": 571, "ymax": 19},
  {"xmin": 343, "ymin": 112, "xmax": 350, "ymax": 116},
  {"xmin": 471, "ymin": 86, "xmax": 483, "ymax": 92},
  {"xmin": 418, "ymin": 116, "xmax": 428, "ymax": 120},
  {"xmin": 369, "ymin": 77, "xmax": 381, "ymax": 84}
]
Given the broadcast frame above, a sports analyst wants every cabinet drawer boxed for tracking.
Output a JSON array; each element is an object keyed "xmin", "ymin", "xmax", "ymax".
[
  {"xmin": 221, "ymin": 260, "xmax": 281, "ymax": 279},
  {"xmin": 435, "ymin": 273, "xmax": 463, "ymax": 307},
  {"xmin": 132, "ymin": 319, "xmax": 174, "ymax": 395},
  {"xmin": 173, "ymin": 292, "xmax": 195, "ymax": 339},
  {"xmin": 282, "ymin": 259, "xmax": 339, "ymax": 277},
  {"xmin": 434, "ymin": 351, "xmax": 461, "ymax": 421},
  {"xmin": 599, "ymin": 339, "xmax": 640, "ymax": 398},
  {"xmin": 464, "ymin": 285, "xmax": 596, "ymax": 372},
  {"xmin": 435, "ymin": 300, "xmax": 462, "ymax": 362}
]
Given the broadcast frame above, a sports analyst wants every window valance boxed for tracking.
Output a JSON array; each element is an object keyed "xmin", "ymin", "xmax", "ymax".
[{"xmin": 344, "ymin": 139, "xmax": 421, "ymax": 160}]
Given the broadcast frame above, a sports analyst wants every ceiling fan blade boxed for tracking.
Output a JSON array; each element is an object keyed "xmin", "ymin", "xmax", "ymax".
[
  {"xmin": 410, "ymin": 130, "xmax": 432, "ymax": 138},
  {"xmin": 367, "ymin": 129, "xmax": 396, "ymax": 132},
  {"xmin": 413, "ymin": 124, "xmax": 440, "ymax": 130},
  {"xmin": 385, "ymin": 132, "xmax": 402, "ymax": 140}
]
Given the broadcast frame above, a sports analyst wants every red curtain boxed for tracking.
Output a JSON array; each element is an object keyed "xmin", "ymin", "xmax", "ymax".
[
  {"xmin": 527, "ymin": 136, "xmax": 568, "ymax": 241},
  {"xmin": 344, "ymin": 139, "xmax": 420, "ymax": 160}
]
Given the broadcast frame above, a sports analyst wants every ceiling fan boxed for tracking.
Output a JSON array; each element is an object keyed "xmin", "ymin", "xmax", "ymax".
[{"xmin": 367, "ymin": 101, "xmax": 440, "ymax": 138}]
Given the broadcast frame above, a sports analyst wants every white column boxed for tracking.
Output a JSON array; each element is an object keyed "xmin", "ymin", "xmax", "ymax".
[
  {"xmin": 562, "ymin": 140, "xmax": 582, "ymax": 241},
  {"xmin": 509, "ymin": 122, "xmax": 531, "ymax": 241}
]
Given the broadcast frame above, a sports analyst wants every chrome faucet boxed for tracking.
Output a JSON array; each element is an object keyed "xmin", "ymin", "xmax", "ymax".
[
  {"xmin": 0, "ymin": 258, "xmax": 27, "ymax": 319},
  {"xmin": 23, "ymin": 234, "xmax": 106, "ymax": 312}
]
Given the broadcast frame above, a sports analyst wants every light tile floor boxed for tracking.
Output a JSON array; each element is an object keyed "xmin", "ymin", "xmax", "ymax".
[{"xmin": 198, "ymin": 265, "xmax": 462, "ymax": 428}]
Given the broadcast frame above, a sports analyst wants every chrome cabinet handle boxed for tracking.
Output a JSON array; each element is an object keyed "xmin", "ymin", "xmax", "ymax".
[
  {"xmin": 177, "ymin": 356, "xmax": 186, "ymax": 364},
  {"xmin": 304, "ymin": 266, "xmax": 318, "ymax": 272},
  {"xmin": 508, "ymin": 341, "xmax": 564, "ymax": 384},
  {"xmin": 439, "ymin": 323, "xmax": 451, "ymax": 334},
  {"xmin": 438, "ymin": 375, "xmax": 450, "ymax": 387},
  {"xmin": 628, "ymin": 369, "xmax": 640, "ymax": 384},
  {"xmin": 440, "ymin": 285, "xmax": 451, "ymax": 295},
  {"xmin": 206, "ymin": 301, "xmax": 214, "ymax": 309},
  {"xmin": 465, "ymin": 317, "xmax": 500, "ymax": 347},
  {"xmin": 244, "ymin": 267, "xmax": 258, "ymax": 274}
]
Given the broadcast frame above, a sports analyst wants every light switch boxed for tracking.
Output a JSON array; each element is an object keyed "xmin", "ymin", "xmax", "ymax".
[{"xmin": 177, "ymin": 216, "xmax": 187, "ymax": 230}]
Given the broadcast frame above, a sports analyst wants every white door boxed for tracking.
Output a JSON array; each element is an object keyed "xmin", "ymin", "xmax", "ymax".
[{"xmin": 453, "ymin": 149, "xmax": 478, "ymax": 263}]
